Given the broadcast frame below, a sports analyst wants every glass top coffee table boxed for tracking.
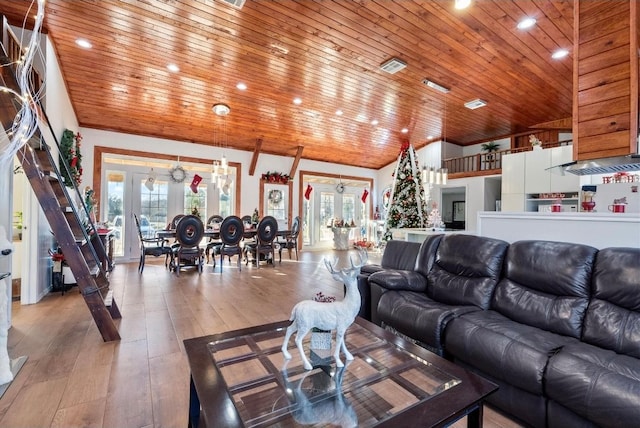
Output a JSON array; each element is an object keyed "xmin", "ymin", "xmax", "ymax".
[{"xmin": 184, "ymin": 318, "xmax": 497, "ymax": 427}]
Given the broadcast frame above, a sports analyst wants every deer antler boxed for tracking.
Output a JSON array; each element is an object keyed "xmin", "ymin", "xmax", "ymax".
[
  {"xmin": 344, "ymin": 248, "xmax": 367, "ymax": 274},
  {"xmin": 323, "ymin": 257, "xmax": 339, "ymax": 274}
]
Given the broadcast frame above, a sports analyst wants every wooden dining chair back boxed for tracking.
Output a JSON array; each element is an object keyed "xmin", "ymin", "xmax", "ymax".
[
  {"xmin": 134, "ymin": 213, "xmax": 172, "ymax": 273},
  {"xmin": 278, "ymin": 215, "xmax": 301, "ymax": 262},
  {"xmin": 172, "ymin": 215, "xmax": 205, "ymax": 275},
  {"xmin": 241, "ymin": 215, "xmax": 252, "ymax": 228},
  {"xmin": 169, "ymin": 214, "xmax": 185, "ymax": 230},
  {"xmin": 205, "ymin": 215, "xmax": 224, "ymax": 265},
  {"xmin": 217, "ymin": 215, "xmax": 244, "ymax": 272},
  {"xmin": 245, "ymin": 216, "xmax": 278, "ymax": 269}
]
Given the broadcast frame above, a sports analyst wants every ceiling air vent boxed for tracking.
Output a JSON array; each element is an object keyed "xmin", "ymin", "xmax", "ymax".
[
  {"xmin": 380, "ymin": 58, "xmax": 407, "ymax": 74},
  {"xmin": 218, "ymin": 0, "xmax": 246, "ymax": 9},
  {"xmin": 464, "ymin": 99, "xmax": 487, "ymax": 110}
]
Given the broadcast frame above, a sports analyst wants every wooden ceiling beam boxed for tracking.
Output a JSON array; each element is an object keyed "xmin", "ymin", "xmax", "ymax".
[
  {"xmin": 289, "ymin": 146, "xmax": 304, "ymax": 178},
  {"xmin": 249, "ymin": 138, "xmax": 262, "ymax": 176}
]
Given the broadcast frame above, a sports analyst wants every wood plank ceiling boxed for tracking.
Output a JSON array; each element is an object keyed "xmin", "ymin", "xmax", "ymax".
[{"xmin": 1, "ymin": 0, "xmax": 574, "ymax": 169}]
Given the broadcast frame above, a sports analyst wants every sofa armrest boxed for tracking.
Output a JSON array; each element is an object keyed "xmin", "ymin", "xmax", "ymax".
[
  {"xmin": 368, "ymin": 271, "xmax": 427, "ymax": 326},
  {"xmin": 368, "ymin": 269, "xmax": 428, "ymax": 293}
]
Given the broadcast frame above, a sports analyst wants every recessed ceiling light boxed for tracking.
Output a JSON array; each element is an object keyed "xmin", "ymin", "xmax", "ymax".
[
  {"xmin": 212, "ymin": 103, "xmax": 231, "ymax": 116},
  {"xmin": 454, "ymin": 0, "xmax": 471, "ymax": 10},
  {"xmin": 293, "ymin": 98, "xmax": 302, "ymax": 105},
  {"xmin": 236, "ymin": 82, "xmax": 247, "ymax": 90},
  {"xmin": 75, "ymin": 38, "xmax": 92, "ymax": 49},
  {"xmin": 517, "ymin": 17, "xmax": 536, "ymax": 30},
  {"xmin": 552, "ymin": 49, "xmax": 569, "ymax": 59},
  {"xmin": 401, "ymin": 128, "xmax": 409, "ymax": 134},
  {"xmin": 111, "ymin": 85, "xmax": 127, "ymax": 93},
  {"xmin": 371, "ymin": 119, "xmax": 379, "ymax": 126},
  {"xmin": 167, "ymin": 63, "xmax": 180, "ymax": 72},
  {"xmin": 335, "ymin": 109, "xmax": 343, "ymax": 116},
  {"xmin": 427, "ymin": 135, "xmax": 434, "ymax": 140}
]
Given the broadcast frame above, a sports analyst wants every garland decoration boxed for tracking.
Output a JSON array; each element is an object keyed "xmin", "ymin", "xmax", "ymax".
[
  {"xmin": 59, "ymin": 129, "xmax": 82, "ymax": 187},
  {"xmin": 261, "ymin": 171, "xmax": 291, "ymax": 184}
]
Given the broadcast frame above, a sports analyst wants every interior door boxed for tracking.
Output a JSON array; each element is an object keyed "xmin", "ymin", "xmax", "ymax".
[{"xmin": 262, "ymin": 182, "xmax": 291, "ymax": 231}]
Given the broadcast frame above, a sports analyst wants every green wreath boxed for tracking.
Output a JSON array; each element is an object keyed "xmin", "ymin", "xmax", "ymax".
[
  {"xmin": 59, "ymin": 129, "xmax": 82, "ymax": 188},
  {"xmin": 268, "ymin": 189, "xmax": 283, "ymax": 204}
]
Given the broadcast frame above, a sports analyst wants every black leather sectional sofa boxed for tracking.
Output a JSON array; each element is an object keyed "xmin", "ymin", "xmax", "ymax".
[{"xmin": 357, "ymin": 234, "xmax": 640, "ymax": 427}]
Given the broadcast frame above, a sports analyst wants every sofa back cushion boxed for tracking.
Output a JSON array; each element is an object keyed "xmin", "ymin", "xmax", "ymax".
[
  {"xmin": 379, "ymin": 240, "xmax": 422, "ymax": 271},
  {"xmin": 582, "ymin": 247, "xmax": 640, "ymax": 358},
  {"xmin": 426, "ymin": 234, "xmax": 508, "ymax": 309},
  {"xmin": 492, "ymin": 240, "xmax": 597, "ymax": 338},
  {"xmin": 415, "ymin": 234, "xmax": 444, "ymax": 277}
]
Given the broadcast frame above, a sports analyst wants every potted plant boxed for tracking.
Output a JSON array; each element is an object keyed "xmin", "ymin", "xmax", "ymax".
[
  {"xmin": 481, "ymin": 141, "xmax": 500, "ymax": 161},
  {"xmin": 529, "ymin": 134, "xmax": 542, "ymax": 150}
]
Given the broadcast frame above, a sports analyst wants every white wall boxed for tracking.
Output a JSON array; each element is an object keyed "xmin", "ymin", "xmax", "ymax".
[{"xmin": 80, "ymin": 129, "xmax": 376, "ymax": 219}]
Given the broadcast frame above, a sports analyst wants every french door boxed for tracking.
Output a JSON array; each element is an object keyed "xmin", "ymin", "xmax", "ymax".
[{"xmin": 304, "ymin": 183, "xmax": 366, "ymax": 249}]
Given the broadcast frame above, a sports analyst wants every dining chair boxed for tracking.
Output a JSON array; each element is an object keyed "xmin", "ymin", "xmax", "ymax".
[
  {"xmin": 169, "ymin": 214, "xmax": 185, "ymax": 230},
  {"xmin": 244, "ymin": 216, "xmax": 278, "ymax": 269},
  {"xmin": 134, "ymin": 213, "xmax": 173, "ymax": 273},
  {"xmin": 216, "ymin": 215, "xmax": 244, "ymax": 272},
  {"xmin": 205, "ymin": 215, "xmax": 224, "ymax": 265},
  {"xmin": 278, "ymin": 215, "xmax": 300, "ymax": 262},
  {"xmin": 172, "ymin": 215, "xmax": 205, "ymax": 275},
  {"xmin": 241, "ymin": 215, "xmax": 252, "ymax": 228}
]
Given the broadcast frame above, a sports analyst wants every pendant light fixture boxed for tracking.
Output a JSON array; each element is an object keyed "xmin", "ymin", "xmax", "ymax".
[
  {"xmin": 212, "ymin": 103, "xmax": 231, "ymax": 179},
  {"xmin": 441, "ymin": 92, "xmax": 448, "ymax": 185}
]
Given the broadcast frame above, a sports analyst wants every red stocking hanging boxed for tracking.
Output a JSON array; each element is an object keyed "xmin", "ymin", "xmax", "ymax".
[
  {"xmin": 361, "ymin": 188, "xmax": 369, "ymax": 203},
  {"xmin": 304, "ymin": 184, "xmax": 313, "ymax": 200},
  {"xmin": 190, "ymin": 174, "xmax": 202, "ymax": 193}
]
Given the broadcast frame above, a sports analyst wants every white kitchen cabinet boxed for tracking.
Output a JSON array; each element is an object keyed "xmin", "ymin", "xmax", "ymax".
[
  {"xmin": 524, "ymin": 149, "xmax": 551, "ymax": 194},
  {"xmin": 501, "ymin": 193, "xmax": 525, "ymax": 212},
  {"xmin": 550, "ymin": 145, "xmax": 579, "ymax": 192},
  {"xmin": 501, "ymin": 146, "xmax": 579, "ymax": 212},
  {"xmin": 502, "ymin": 153, "xmax": 525, "ymax": 194}
]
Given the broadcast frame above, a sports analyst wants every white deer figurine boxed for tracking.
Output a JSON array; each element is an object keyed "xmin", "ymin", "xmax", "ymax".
[
  {"xmin": 281, "ymin": 361, "xmax": 358, "ymax": 427},
  {"xmin": 281, "ymin": 249, "xmax": 367, "ymax": 370}
]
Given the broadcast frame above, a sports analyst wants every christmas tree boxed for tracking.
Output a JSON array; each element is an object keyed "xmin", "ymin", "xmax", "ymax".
[{"xmin": 383, "ymin": 142, "xmax": 428, "ymax": 240}]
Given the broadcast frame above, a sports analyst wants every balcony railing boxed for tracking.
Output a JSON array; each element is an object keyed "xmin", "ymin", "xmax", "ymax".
[{"xmin": 445, "ymin": 140, "xmax": 572, "ymax": 178}]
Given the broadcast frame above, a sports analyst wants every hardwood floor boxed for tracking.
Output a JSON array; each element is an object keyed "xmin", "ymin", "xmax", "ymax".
[{"xmin": 1, "ymin": 250, "xmax": 522, "ymax": 427}]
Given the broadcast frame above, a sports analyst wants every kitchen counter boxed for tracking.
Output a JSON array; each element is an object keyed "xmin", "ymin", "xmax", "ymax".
[
  {"xmin": 391, "ymin": 228, "xmax": 467, "ymax": 243},
  {"xmin": 477, "ymin": 211, "xmax": 640, "ymax": 249}
]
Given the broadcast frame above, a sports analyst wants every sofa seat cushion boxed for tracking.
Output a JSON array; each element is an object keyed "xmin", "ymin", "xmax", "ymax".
[
  {"xmin": 546, "ymin": 342, "xmax": 640, "ymax": 427},
  {"xmin": 445, "ymin": 310, "xmax": 577, "ymax": 395},
  {"xmin": 377, "ymin": 291, "xmax": 480, "ymax": 353},
  {"xmin": 368, "ymin": 270, "xmax": 427, "ymax": 293}
]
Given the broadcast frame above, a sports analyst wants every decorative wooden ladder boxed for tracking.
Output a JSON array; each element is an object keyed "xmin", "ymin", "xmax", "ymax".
[{"xmin": 0, "ymin": 52, "xmax": 121, "ymax": 341}]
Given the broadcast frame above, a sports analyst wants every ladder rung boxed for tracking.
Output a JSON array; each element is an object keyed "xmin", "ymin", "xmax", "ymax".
[
  {"xmin": 87, "ymin": 264, "xmax": 100, "ymax": 276},
  {"xmin": 104, "ymin": 290, "xmax": 113, "ymax": 307},
  {"xmin": 44, "ymin": 171, "xmax": 62, "ymax": 182}
]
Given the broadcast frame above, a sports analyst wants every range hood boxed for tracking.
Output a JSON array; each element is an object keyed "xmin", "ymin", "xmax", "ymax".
[{"xmin": 553, "ymin": 154, "xmax": 640, "ymax": 176}]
